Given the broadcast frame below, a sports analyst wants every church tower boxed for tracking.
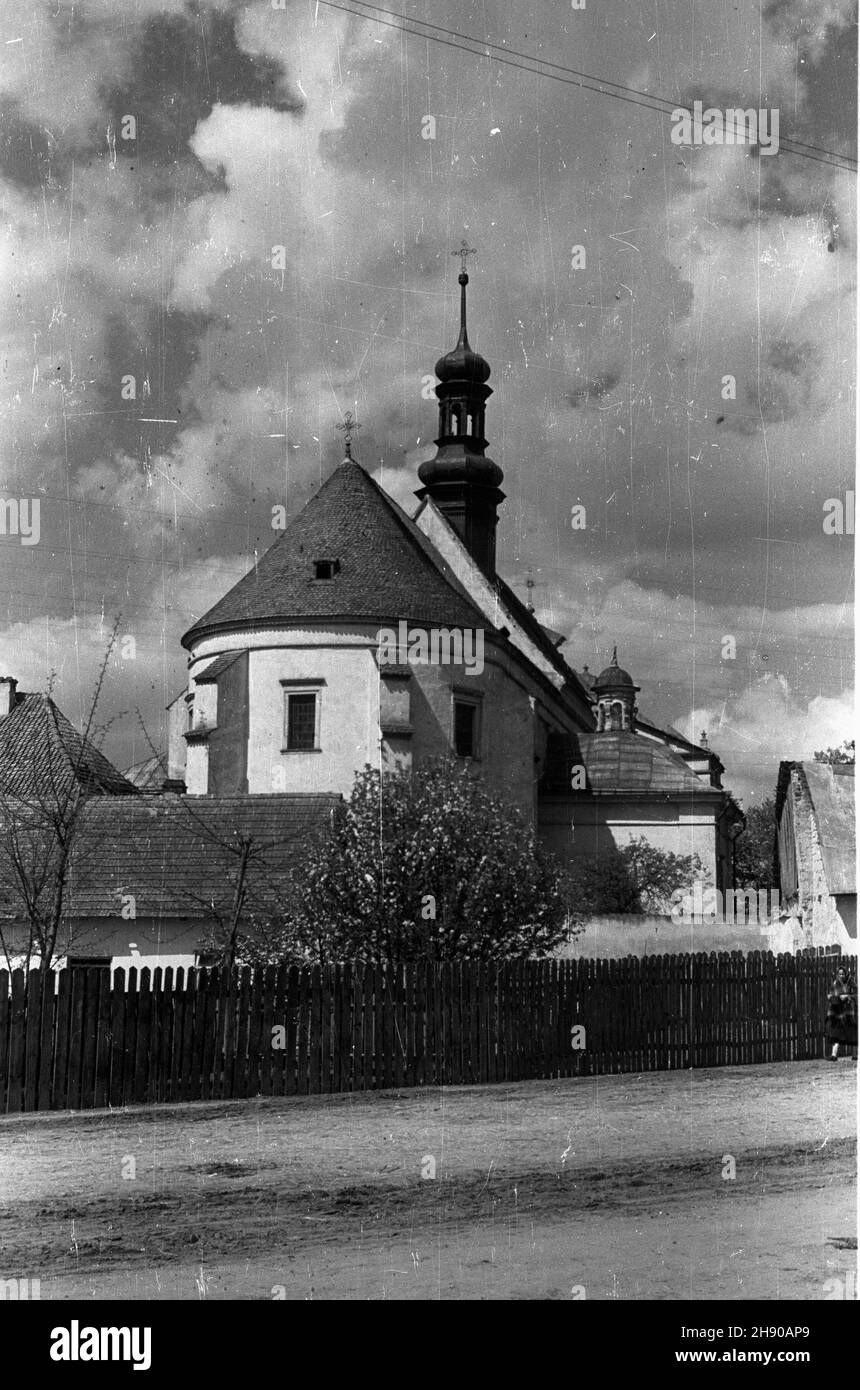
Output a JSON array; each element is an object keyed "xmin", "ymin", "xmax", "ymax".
[
  {"xmin": 593, "ymin": 648, "xmax": 640, "ymax": 732},
  {"xmin": 416, "ymin": 243, "xmax": 505, "ymax": 576}
]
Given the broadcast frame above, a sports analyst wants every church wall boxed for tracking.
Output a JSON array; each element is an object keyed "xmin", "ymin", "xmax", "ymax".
[
  {"xmin": 403, "ymin": 653, "xmax": 537, "ymax": 816},
  {"xmin": 539, "ymin": 795, "xmax": 722, "ymax": 886},
  {"xmin": 247, "ymin": 641, "xmax": 381, "ymax": 796},
  {"xmin": 208, "ymin": 650, "xmax": 249, "ymax": 794},
  {"xmin": 187, "ymin": 625, "xmax": 559, "ymax": 816}
]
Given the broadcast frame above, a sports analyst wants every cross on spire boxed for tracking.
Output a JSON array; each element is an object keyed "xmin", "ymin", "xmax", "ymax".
[
  {"xmin": 452, "ymin": 239, "xmax": 476, "ymax": 278},
  {"xmin": 452, "ymin": 241, "xmax": 477, "ymax": 345},
  {"xmin": 336, "ymin": 410, "xmax": 361, "ymax": 459}
]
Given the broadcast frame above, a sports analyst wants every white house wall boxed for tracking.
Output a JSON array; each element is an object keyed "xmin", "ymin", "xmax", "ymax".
[{"xmin": 1, "ymin": 917, "xmax": 202, "ymax": 976}]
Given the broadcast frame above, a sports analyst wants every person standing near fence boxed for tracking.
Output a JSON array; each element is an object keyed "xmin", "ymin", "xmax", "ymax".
[{"xmin": 826, "ymin": 966, "xmax": 857, "ymax": 1060}]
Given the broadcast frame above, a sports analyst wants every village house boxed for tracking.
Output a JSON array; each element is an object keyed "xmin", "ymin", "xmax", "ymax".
[
  {"xmin": 775, "ymin": 759, "xmax": 856, "ymax": 955},
  {"xmin": 0, "ymin": 676, "xmax": 336, "ymax": 974}
]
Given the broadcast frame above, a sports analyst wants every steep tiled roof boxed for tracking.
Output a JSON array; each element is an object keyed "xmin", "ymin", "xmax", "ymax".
[
  {"xmin": 183, "ymin": 460, "xmax": 491, "ymax": 647},
  {"xmin": 0, "ymin": 694, "xmax": 137, "ymax": 800},
  {"xmin": 541, "ymin": 730, "xmax": 724, "ymax": 796},
  {"xmin": 59, "ymin": 793, "xmax": 341, "ymax": 918}
]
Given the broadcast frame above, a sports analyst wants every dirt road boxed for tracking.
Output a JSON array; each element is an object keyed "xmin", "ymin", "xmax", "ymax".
[{"xmin": 0, "ymin": 1060, "xmax": 855, "ymax": 1300}]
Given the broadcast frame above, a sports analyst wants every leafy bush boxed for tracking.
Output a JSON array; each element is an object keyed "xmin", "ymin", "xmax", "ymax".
[{"xmin": 240, "ymin": 760, "xmax": 572, "ymax": 965}]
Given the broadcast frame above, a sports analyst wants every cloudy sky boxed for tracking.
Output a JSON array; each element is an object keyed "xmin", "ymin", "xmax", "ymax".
[{"xmin": 0, "ymin": 0, "xmax": 855, "ymax": 804}]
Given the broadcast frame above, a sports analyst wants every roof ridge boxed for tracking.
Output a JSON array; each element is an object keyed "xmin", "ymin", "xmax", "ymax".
[
  {"xmin": 359, "ymin": 465, "xmax": 496, "ymax": 629},
  {"xmin": 492, "ymin": 574, "xmax": 590, "ymax": 694}
]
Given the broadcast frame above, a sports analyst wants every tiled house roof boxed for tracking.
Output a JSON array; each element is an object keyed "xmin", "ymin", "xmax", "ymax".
[
  {"xmin": 541, "ymin": 730, "xmax": 726, "ymax": 797},
  {"xmin": 183, "ymin": 460, "xmax": 492, "ymax": 647},
  {"xmin": 0, "ymin": 693, "xmax": 137, "ymax": 800},
  {"xmin": 59, "ymin": 793, "xmax": 341, "ymax": 919}
]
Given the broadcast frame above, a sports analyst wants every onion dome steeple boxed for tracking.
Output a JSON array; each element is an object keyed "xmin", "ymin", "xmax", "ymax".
[
  {"xmin": 434, "ymin": 253, "xmax": 492, "ymax": 386},
  {"xmin": 593, "ymin": 646, "xmax": 640, "ymax": 732},
  {"xmin": 416, "ymin": 242, "xmax": 505, "ymax": 576}
]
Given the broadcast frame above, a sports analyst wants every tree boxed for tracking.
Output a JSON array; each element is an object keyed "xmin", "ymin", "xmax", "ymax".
[
  {"xmin": 733, "ymin": 798, "xmax": 777, "ymax": 890},
  {"xmin": 131, "ymin": 710, "xmax": 321, "ymax": 971},
  {"xmin": 177, "ymin": 808, "xmax": 313, "ymax": 971},
  {"xmin": 567, "ymin": 836, "xmax": 703, "ymax": 915},
  {"xmin": 0, "ymin": 625, "xmax": 126, "ymax": 984},
  {"xmin": 242, "ymin": 760, "xmax": 572, "ymax": 966},
  {"xmin": 814, "ymin": 740, "xmax": 855, "ymax": 765}
]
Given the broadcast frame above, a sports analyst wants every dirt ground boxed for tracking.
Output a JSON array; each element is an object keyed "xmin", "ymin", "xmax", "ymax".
[{"xmin": 0, "ymin": 1060, "xmax": 855, "ymax": 1301}]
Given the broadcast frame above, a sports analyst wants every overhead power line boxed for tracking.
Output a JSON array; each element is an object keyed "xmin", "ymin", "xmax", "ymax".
[{"xmin": 315, "ymin": 0, "xmax": 857, "ymax": 173}]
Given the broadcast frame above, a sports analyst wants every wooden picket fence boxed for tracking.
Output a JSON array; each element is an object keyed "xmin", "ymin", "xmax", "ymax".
[{"xmin": 0, "ymin": 951, "xmax": 853, "ymax": 1114}]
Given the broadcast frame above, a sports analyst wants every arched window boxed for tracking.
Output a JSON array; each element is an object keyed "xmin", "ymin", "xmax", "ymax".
[
  {"xmin": 452, "ymin": 409, "xmax": 460, "ymax": 435},
  {"xmin": 608, "ymin": 701, "xmax": 623, "ymax": 732},
  {"xmin": 466, "ymin": 413, "xmax": 474, "ymax": 435}
]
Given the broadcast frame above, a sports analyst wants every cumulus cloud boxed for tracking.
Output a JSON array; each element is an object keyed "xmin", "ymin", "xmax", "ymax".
[
  {"xmin": 0, "ymin": 552, "xmax": 247, "ymax": 764},
  {"xmin": 541, "ymin": 579, "xmax": 852, "ymax": 678},
  {"xmin": 763, "ymin": 0, "xmax": 858, "ymax": 63},
  {"xmin": 683, "ymin": 676, "xmax": 855, "ymax": 803},
  {"xmin": 0, "ymin": 0, "xmax": 853, "ymax": 795}
]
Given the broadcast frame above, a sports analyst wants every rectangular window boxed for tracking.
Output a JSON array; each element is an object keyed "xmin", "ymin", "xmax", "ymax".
[
  {"xmin": 286, "ymin": 691, "xmax": 318, "ymax": 750},
  {"xmin": 453, "ymin": 698, "xmax": 477, "ymax": 757},
  {"xmin": 380, "ymin": 672, "xmax": 412, "ymax": 732}
]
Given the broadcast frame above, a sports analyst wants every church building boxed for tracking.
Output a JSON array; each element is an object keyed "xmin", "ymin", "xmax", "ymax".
[{"xmin": 168, "ymin": 254, "xmax": 741, "ymax": 895}]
